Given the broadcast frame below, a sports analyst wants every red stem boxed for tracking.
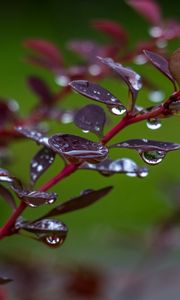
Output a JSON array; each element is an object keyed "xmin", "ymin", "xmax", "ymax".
[{"xmin": 0, "ymin": 103, "xmax": 166, "ymax": 239}]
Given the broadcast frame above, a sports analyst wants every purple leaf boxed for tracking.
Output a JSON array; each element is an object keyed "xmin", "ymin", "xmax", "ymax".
[
  {"xmin": 81, "ymin": 158, "xmax": 148, "ymax": 178},
  {"xmin": 74, "ymin": 104, "xmax": 106, "ymax": 137},
  {"xmin": 14, "ymin": 189, "xmax": 57, "ymax": 207},
  {"xmin": 0, "ymin": 184, "xmax": 16, "ymax": 209},
  {"xmin": 27, "ymin": 76, "xmax": 53, "ymax": 105},
  {"xmin": 21, "ymin": 218, "xmax": 68, "ymax": 248},
  {"xmin": 0, "ymin": 276, "xmax": 13, "ymax": 285},
  {"xmin": 110, "ymin": 139, "xmax": 180, "ymax": 165},
  {"xmin": 43, "ymin": 186, "xmax": 113, "ymax": 217},
  {"xmin": 24, "ymin": 39, "xmax": 64, "ymax": 69},
  {"xmin": 30, "ymin": 147, "xmax": 55, "ymax": 184},
  {"xmin": 169, "ymin": 48, "xmax": 180, "ymax": 88},
  {"xmin": 91, "ymin": 19, "xmax": 128, "ymax": 44},
  {"xmin": 15, "ymin": 126, "xmax": 49, "ymax": 146},
  {"xmin": 67, "ymin": 40, "xmax": 99, "ymax": 61},
  {"xmin": 143, "ymin": 50, "xmax": 176, "ymax": 88},
  {"xmin": 69, "ymin": 80, "xmax": 126, "ymax": 113},
  {"xmin": 97, "ymin": 57, "xmax": 142, "ymax": 100},
  {"xmin": 127, "ymin": 0, "xmax": 161, "ymax": 25},
  {"xmin": 48, "ymin": 134, "xmax": 108, "ymax": 163}
]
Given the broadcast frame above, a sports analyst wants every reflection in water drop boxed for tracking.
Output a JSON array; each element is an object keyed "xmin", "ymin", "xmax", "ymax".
[
  {"xmin": 110, "ymin": 106, "xmax": 126, "ymax": 116},
  {"xmin": 45, "ymin": 235, "xmax": 62, "ymax": 247},
  {"xmin": 140, "ymin": 150, "xmax": 166, "ymax": 165},
  {"xmin": 148, "ymin": 91, "xmax": 165, "ymax": 103},
  {"xmin": 146, "ymin": 118, "xmax": 162, "ymax": 130}
]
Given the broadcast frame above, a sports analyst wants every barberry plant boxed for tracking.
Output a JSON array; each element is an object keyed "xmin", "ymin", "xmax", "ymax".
[{"xmin": 0, "ymin": 0, "xmax": 180, "ymax": 284}]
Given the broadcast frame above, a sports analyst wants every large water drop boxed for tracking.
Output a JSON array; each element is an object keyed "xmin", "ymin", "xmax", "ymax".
[{"xmin": 140, "ymin": 150, "xmax": 166, "ymax": 165}]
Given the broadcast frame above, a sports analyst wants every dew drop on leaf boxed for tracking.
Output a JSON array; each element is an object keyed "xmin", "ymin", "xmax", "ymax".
[
  {"xmin": 140, "ymin": 150, "xmax": 166, "ymax": 165},
  {"xmin": 146, "ymin": 118, "xmax": 162, "ymax": 130}
]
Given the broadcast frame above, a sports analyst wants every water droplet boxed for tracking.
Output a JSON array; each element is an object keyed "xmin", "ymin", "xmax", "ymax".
[
  {"xmin": 37, "ymin": 165, "xmax": 43, "ymax": 172},
  {"xmin": 55, "ymin": 75, "xmax": 70, "ymax": 87},
  {"xmin": 156, "ymin": 40, "xmax": 168, "ymax": 49},
  {"xmin": 148, "ymin": 91, "xmax": 165, "ymax": 103},
  {"xmin": 88, "ymin": 64, "xmax": 101, "ymax": 76},
  {"xmin": 82, "ymin": 130, "xmax": 90, "ymax": 133},
  {"xmin": 133, "ymin": 54, "xmax": 147, "ymax": 65},
  {"xmin": 146, "ymin": 118, "xmax": 162, "ymax": 130},
  {"xmin": 61, "ymin": 112, "xmax": 74, "ymax": 124},
  {"xmin": 110, "ymin": 106, "xmax": 126, "ymax": 116},
  {"xmin": 138, "ymin": 168, "xmax": 149, "ymax": 178},
  {"xmin": 48, "ymin": 198, "xmax": 55, "ymax": 204},
  {"xmin": 129, "ymin": 73, "xmax": 142, "ymax": 90},
  {"xmin": 140, "ymin": 150, "xmax": 166, "ymax": 165},
  {"xmin": 149, "ymin": 26, "xmax": 162, "ymax": 38},
  {"xmin": 44, "ymin": 235, "xmax": 64, "ymax": 247},
  {"xmin": 8, "ymin": 99, "xmax": 19, "ymax": 112}
]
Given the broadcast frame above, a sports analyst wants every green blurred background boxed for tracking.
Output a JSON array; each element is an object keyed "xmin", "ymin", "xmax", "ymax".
[{"xmin": 0, "ymin": 0, "xmax": 180, "ymax": 267}]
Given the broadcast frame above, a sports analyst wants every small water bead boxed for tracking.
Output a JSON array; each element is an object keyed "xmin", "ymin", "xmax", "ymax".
[
  {"xmin": 133, "ymin": 54, "xmax": 147, "ymax": 65},
  {"xmin": 82, "ymin": 130, "xmax": 90, "ymax": 134},
  {"xmin": 146, "ymin": 118, "xmax": 162, "ymax": 130},
  {"xmin": 88, "ymin": 64, "xmax": 101, "ymax": 76},
  {"xmin": 45, "ymin": 235, "xmax": 64, "ymax": 248},
  {"xmin": 138, "ymin": 168, "xmax": 149, "ymax": 178},
  {"xmin": 140, "ymin": 150, "xmax": 166, "ymax": 165},
  {"xmin": 129, "ymin": 73, "xmax": 142, "ymax": 91},
  {"xmin": 55, "ymin": 75, "xmax": 70, "ymax": 87},
  {"xmin": 61, "ymin": 112, "xmax": 74, "ymax": 124},
  {"xmin": 156, "ymin": 40, "xmax": 168, "ymax": 49},
  {"xmin": 148, "ymin": 91, "xmax": 165, "ymax": 103},
  {"xmin": 149, "ymin": 26, "xmax": 163, "ymax": 38},
  {"xmin": 110, "ymin": 106, "xmax": 126, "ymax": 116}
]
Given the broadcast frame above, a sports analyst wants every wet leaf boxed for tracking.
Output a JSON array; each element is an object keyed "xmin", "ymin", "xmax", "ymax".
[
  {"xmin": 0, "ymin": 276, "xmax": 13, "ymax": 285},
  {"xmin": 127, "ymin": 0, "xmax": 161, "ymax": 25},
  {"xmin": 74, "ymin": 104, "xmax": 106, "ymax": 137},
  {"xmin": 24, "ymin": 39, "xmax": 64, "ymax": 69},
  {"xmin": 81, "ymin": 158, "xmax": 148, "ymax": 178},
  {"xmin": 143, "ymin": 50, "xmax": 176, "ymax": 87},
  {"xmin": 43, "ymin": 186, "xmax": 113, "ymax": 217},
  {"xmin": 0, "ymin": 184, "xmax": 16, "ymax": 209},
  {"xmin": 169, "ymin": 48, "xmax": 180, "ymax": 88},
  {"xmin": 14, "ymin": 190, "xmax": 57, "ymax": 207},
  {"xmin": 27, "ymin": 76, "xmax": 53, "ymax": 105},
  {"xmin": 69, "ymin": 80, "xmax": 125, "ymax": 110},
  {"xmin": 15, "ymin": 126, "xmax": 49, "ymax": 146},
  {"xmin": 97, "ymin": 56, "xmax": 142, "ymax": 100},
  {"xmin": 48, "ymin": 134, "xmax": 108, "ymax": 163},
  {"xmin": 30, "ymin": 147, "xmax": 55, "ymax": 184},
  {"xmin": 91, "ymin": 19, "xmax": 128, "ymax": 44},
  {"xmin": 110, "ymin": 139, "xmax": 180, "ymax": 165}
]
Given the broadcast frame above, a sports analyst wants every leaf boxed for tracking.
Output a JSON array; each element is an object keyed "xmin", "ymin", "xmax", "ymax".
[
  {"xmin": 69, "ymin": 80, "xmax": 126, "ymax": 111},
  {"xmin": 74, "ymin": 104, "xmax": 106, "ymax": 137},
  {"xmin": 91, "ymin": 19, "xmax": 128, "ymax": 44},
  {"xmin": 0, "ymin": 184, "xmax": 16, "ymax": 209},
  {"xmin": 110, "ymin": 139, "xmax": 180, "ymax": 165},
  {"xmin": 43, "ymin": 186, "xmax": 113, "ymax": 217},
  {"xmin": 27, "ymin": 76, "xmax": 53, "ymax": 105},
  {"xmin": 81, "ymin": 158, "xmax": 148, "ymax": 178},
  {"xmin": 15, "ymin": 126, "xmax": 49, "ymax": 146},
  {"xmin": 21, "ymin": 218, "xmax": 68, "ymax": 248},
  {"xmin": 14, "ymin": 190, "xmax": 57, "ymax": 207},
  {"xmin": 0, "ymin": 276, "xmax": 13, "ymax": 285},
  {"xmin": 67, "ymin": 40, "xmax": 99, "ymax": 61},
  {"xmin": 127, "ymin": 0, "xmax": 161, "ymax": 25},
  {"xmin": 24, "ymin": 39, "xmax": 64, "ymax": 69},
  {"xmin": 48, "ymin": 134, "xmax": 108, "ymax": 163},
  {"xmin": 97, "ymin": 56, "xmax": 142, "ymax": 100},
  {"xmin": 169, "ymin": 48, "xmax": 180, "ymax": 88},
  {"xmin": 30, "ymin": 147, "xmax": 55, "ymax": 184},
  {"xmin": 0, "ymin": 101, "xmax": 16, "ymax": 127},
  {"xmin": 143, "ymin": 50, "xmax": 176, "ymax": 88}
]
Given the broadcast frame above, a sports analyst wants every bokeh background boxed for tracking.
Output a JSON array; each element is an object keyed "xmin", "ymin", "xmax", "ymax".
[{"xmin": 0, "ymin": 0, "xmax": 180, "ymax": 299}]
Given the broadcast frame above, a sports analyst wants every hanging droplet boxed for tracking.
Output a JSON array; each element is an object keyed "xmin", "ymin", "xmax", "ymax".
[
  {"xmin": 140, "ymin": 150, "xmax": 166, "ymax": 165},
  {"xmin": 138, "ymin": 168, "xmax": 149, "ymax": 178},
  {"xmin": 110, "ymin": 106, "xmax": 126, "ymax": 116},
  {"xmin": 148, "ymin": 91, "xmax": 165, "ymax": 103},
  {"xmin": 44, "ymin": 235, "xmax": 64, "ymax": 248},
  {"xmin": 146, "ymin": 118, "xmax": 162, "ymax": 130}
]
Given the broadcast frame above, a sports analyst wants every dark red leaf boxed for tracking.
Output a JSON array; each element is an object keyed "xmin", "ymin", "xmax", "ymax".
[
  {"xmin": 0, "ymin": 184, "xmax": 16, "ymax": 209},
  {"xmin": 97, "ymin": 56, "xmax": 142, "ymax": 100},
  {"xmin": 74, "ymin": 104, "xmax": 106, "ymax": 137},
  {"xmin": 14, "ymin": 190, "xmax": 57, "ymax": 207},
  {"xmin": 91, "ymin": 19, "xmax": 128, "ymax": 44},
  {"xmin": 15, "ymin": 126, "xmax": 49, "ymax": 146},
  {"xmin": 169, "ymin": 48, "xmax": 180, "ymax": 88},
  {"xmin": 67, "ymin": 40, "xmax": 99, "ymax": 61},
  {"xmin": 127, "ymin": 0, "xmax": 161, "ymax": 25},
  {"xmin": 69, "ymin": 80, "xmax": 126, "ymax": 111},
  {"xmin": 24, "ymin": 39, "xmax": 64, "ymax": 68},
  {"xmin": 30, "ymin": 147, "xmax": 55, "ymax": 184},
  {"xmin": 27, "ymin": 76, "xmax": 53, "ymax": 105},
  {"xmin": 81, "ymin": 158, "xmax": 148, "ymax": 178},
  {"xmin": 143, "ymin": 50, "xmax": 176, "ymax": 88},
  {"xmin": 48, "ymin": 134, "xmax": 108, "ymax": 163},
  {"xmin": 43, "ymin": 186, "xmax": 113, "ymax": 217}
]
